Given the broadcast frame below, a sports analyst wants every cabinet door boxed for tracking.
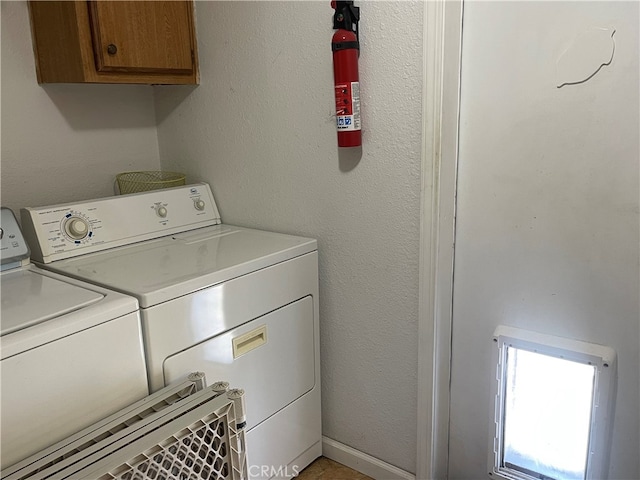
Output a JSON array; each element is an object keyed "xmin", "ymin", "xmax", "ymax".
[{"xmin": 88, "ymin": 1, "xmax": 195, "ymax": 75}]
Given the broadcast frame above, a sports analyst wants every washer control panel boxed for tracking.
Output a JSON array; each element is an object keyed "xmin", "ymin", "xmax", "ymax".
[
  {"xmin": 1, "ymin": 207, "xmax": 30, "ymax": 269},
  {"xmin": 21, "ymin": 183, "xmax": 221, "ymax": 263}
]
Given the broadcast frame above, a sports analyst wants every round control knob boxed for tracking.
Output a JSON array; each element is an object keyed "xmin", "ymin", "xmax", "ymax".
[
  {"xmin": 156, "ymin": 206, "xmax": 168, "ymax": 218},
  {"xmin": 194, "ymin": 199, "xmax": 205, "ymax": 211},
  {"xmin": 64, "ymin": 217, "xmax": 89, "ymax": 240}
]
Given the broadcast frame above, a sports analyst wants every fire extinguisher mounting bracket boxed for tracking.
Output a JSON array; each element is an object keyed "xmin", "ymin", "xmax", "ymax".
[
  {"xmin": 331, "ymin": 41, "xmax": 359, "ymax": 53},
  {"xmin": 332, "ymin": 1, "xmax": 360, "ymax": 44}
]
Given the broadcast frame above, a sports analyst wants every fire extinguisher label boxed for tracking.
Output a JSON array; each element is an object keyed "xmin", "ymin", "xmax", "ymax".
[{"xmin": 335, "ymin": 82, "xmax": 361, "ymax": 132}]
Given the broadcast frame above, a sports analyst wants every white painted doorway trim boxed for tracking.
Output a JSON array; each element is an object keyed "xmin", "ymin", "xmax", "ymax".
[{"xmin": 416, "ymin": 0, "xmax": 463, "ymax": 478}]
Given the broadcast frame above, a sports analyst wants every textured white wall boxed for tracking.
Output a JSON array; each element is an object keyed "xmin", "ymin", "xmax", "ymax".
[
  {"xmin": 449, "ymin": 2, "xmax": 639, "ymax": 478},
  {"xmin": 155, "ymin": 1, "xmax": 424, "ymax": 472},
  {"xmin": 1, "ymin": 1, "xmax": 160, "ymax": 215}
]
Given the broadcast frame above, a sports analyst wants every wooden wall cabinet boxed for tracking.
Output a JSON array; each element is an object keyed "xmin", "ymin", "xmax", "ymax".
[{"xmin": 28, "ymin": 1, "xmax": 199, "ymax": 85}]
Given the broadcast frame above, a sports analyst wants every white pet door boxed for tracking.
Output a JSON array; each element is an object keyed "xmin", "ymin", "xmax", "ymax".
[{"xmin": 489, "ymin": 326, "xmax": 616, "ymax": 480}]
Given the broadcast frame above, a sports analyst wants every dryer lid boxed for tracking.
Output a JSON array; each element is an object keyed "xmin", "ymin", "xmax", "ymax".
[{"xmin": 0, "ymin": 268, "xmax": 104, "ymax": 336}]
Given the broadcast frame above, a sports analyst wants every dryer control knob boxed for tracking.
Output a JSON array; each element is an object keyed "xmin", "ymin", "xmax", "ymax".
[
  {"xmin": 156, "ymin": 206, "xmax": 168, "ymax": 218},
  {"xmin": 194, "ymin": 199, "xmax": 205, "ymax": 211},
  {"xmin": 65, "ymin": 217, "xmax": 89, "ymax": 240}
]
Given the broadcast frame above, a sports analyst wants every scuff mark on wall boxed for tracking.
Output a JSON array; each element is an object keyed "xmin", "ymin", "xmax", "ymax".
[{"xmin": 556, "ymin": 27, "xmax": 616, "ymax": 88}]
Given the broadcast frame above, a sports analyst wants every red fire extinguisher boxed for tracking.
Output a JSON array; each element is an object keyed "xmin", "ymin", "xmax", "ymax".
[{"xmin": 331, "ymin": 1, "xmax": 361, "ymax": 148}]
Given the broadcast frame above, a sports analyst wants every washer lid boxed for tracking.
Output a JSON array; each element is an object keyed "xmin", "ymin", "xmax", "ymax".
[
  {"xmin": 1, "ymin": 268, "xmax": 104, "ymax": 336},
  {"xmin": 44, "ymin": 225, "xmax": 317, "ymax": 308}
]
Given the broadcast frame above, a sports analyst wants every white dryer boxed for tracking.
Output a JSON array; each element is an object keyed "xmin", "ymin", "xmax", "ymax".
[
  {"xmin": 0, "ymin": 208, "xmax": 148, "ymax": 470},
  {"xmin": 21, "ymin": 183, "xmax": 321, "ymax": 479}
]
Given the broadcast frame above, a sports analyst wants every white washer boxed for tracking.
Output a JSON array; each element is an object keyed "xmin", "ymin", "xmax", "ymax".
[
  {"xmin": 0, "ymin": 208, "xmax": 148, "ymax": 470},
  {"xmin": 21, "ymin": 184, "xmax": 322, "ymax": 479}
]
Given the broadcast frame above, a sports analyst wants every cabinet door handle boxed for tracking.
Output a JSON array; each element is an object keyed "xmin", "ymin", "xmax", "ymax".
[{"xmin": 106, "ymin": 44, "xmax": 118, "ymax": 55}]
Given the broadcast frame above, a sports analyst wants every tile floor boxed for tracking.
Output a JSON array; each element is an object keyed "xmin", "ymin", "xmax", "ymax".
[{"xmin": 295, "ymin": 457, "xmax": 372, "ymax": 479}]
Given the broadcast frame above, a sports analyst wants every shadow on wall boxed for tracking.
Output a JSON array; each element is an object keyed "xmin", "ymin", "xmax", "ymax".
[
  {"xmin": 338, "ymin": 146, "xmax": 362, "ymax": 172},
  {"xmin": 41, "ymin": 84, "xmax": 168, "ymax": 131},
  {"xmin": 153, "ymin": 85, "xmax": 197, "ymax": 125}
]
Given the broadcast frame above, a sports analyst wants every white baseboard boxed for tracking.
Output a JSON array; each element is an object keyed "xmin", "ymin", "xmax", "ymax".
[{"xmin": 322, "ymin": 436, "xmax": 416, "ymax": 480}]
